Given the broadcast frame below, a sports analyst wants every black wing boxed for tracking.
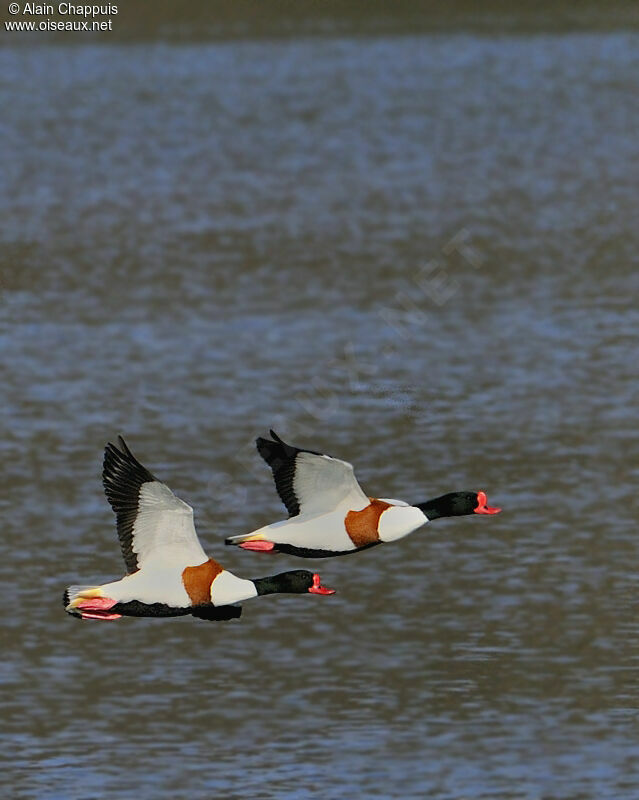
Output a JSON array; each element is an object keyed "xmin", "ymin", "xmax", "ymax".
[
  {"xmin": 102, "ymin": 435, "xmax": 158, "ymax": 574},
  {"xmin": 255, "ymin": 430, "xmax": 323, "ymax": 518}
]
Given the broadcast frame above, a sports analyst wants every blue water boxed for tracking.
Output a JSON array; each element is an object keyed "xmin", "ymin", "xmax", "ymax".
[{"xmin": 1, "ymin": 30, "xmax": 638, "ymax": 800}]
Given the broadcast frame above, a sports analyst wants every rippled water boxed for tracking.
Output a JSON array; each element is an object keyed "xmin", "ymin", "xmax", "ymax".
[{"xmin": 2, "ymin": 23, "xmax": 638, "ymax": 800}]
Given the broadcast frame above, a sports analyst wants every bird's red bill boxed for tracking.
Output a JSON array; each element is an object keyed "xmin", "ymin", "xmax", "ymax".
[
  {"xmin": 308, "ymin": 573, "xmax": 336, "ymax": 595},
  {"xmin": 474, "ymin": 490, "xmax": 501, "ymax": 514}
]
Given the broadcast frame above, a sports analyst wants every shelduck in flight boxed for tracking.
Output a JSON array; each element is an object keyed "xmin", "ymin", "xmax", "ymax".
[
  {"xmin": 63, "ymin": 436, "xmax": 335, "ymax": 622},
  {"xmin": 225, "ymin": 431, "xmax": 501, "ymax": 558}
]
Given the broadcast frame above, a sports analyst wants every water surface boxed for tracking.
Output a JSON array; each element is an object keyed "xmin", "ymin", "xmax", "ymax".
[{"xmin": 1, "ymin": 27, "xmax": 638, "ymax": 800}]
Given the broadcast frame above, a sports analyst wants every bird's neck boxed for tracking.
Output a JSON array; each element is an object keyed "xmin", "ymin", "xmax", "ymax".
[
  {"xmin": 252, "ymin": 574, "xmax": 292, "ymax": 596},
  {"xmin": 415, "ymin": 494, "xmax": 453, "ymax": 521}
]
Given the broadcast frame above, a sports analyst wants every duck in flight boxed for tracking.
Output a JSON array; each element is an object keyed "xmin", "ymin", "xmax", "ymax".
[
  {"xmin": 63, "ymin": 436, "xmax": 335, "ymax": 622},
  {"xmin": 225, "ymin": 431, "xmax": 501, "ymax": 558}
]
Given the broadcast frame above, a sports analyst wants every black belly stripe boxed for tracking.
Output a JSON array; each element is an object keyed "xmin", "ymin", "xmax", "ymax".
[
  {"xmin": 191, "ymin": 604, "xmax": 242, "ymax": 621},
  {"xmin": 273, "ymin": 541, "xmax": 382, "ymax": 558},
  {"xmin": 111, "ymin": 601, "xmax": 191, "ymax": 618}
]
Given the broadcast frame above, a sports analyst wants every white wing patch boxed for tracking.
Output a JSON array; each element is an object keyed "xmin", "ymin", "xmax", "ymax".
[
  {"xmin": 132, "ymin": 482, "xmax": 209, "ymax": 570},
  {"xmin": 293, "ymin": 452, "xmax": 369, "ymax": 517}
]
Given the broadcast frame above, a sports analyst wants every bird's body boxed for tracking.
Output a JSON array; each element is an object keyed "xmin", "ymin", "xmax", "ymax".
[
  {"xmin": 235, "ymin": 500, "xmax": 429, "ymax": 557},
  {"xmin": 64, "ymin": 437, "xmax": 334, "ymax": 622},
  {"xmin": 225, "ymin": 431, "xmax": 501, "ymax": 558}
]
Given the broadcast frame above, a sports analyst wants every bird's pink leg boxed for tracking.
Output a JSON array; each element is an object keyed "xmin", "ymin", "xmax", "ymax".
[
  {"xmin": 75, "ymin": 597, "xmax": 122, "ymax": 621},
  {"xmin": 75, "ymin": 597, "xmax": 117, "ymax": 611},
  {"xmin": 239, "ymin": 540, "xmax": 276, "ymax": 552}
]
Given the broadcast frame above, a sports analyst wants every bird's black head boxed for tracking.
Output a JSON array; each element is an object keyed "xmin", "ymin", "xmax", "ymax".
[
  {"xmin": 253, "ymin": 570, "xmax": 336, "ymax": 596},
  {"xmin": 416, "ymin": 491, "xmax": 501, "ymax": 520}
]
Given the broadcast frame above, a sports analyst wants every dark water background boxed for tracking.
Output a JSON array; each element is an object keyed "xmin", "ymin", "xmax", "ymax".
[{"xmin": 1, "ymin": 5, "xmax": 638, "ymax": 798}]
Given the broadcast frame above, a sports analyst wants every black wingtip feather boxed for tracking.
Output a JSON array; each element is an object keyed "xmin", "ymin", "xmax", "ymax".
[
  {"xmin": 102, "ymin": 436, "xmax": 159, "ymax": 573},
  {"xmin": 255, "ymin": 431, "xmax": 324, "ymax": 518}
]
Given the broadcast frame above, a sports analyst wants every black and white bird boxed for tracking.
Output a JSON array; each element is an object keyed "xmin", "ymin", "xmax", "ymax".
[
  {"xmin": 225, "ymin": 431, "xmax": 501, "ymax": 558},
  {"xmin": 63, "ymin": 437, "xmax": 335, "ymax": 622}
]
